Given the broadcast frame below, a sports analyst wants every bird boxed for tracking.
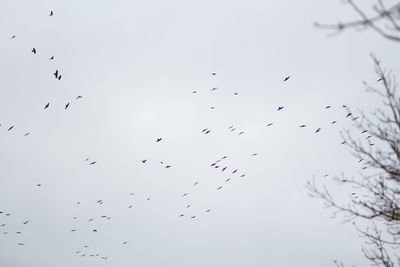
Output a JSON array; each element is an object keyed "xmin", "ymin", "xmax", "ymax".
[
  {"xmin": 44, "ymin": 102, "xmax": 49, "ymax": 109},
  {"xmin": 58, "ymin": 75, "xmax": 62, "ymax": 80},
  {"xmin": 283, "ymin": 76, "xmax": 290, "ymax": 81},
  {"xmin": 361, "ymin": 130, "xmax": 367, "ymax": 134},
  {"xmin": 179, "ymin": 214, "xmax": 184, "ymax": 217},
  {"xmin": 331, "ymin": 121, "xmax": 337, "ymax": 124},
  {"xmin": 211, "ymin": 88, "xmax": 217, "ymax": 91},
  {"xmin": 346, "ymin": 112, "xmax": 352, "ymax": 118},
  {"xmin": 192, "ymin": 91, "xmax": 197, "ymax": 93},
  {"xmin": 11, "ymin": 35, "xmax": 16, "ymax": 39},
  {"xmin": 299, "ymin": 125, "xmax": 306, "ymax": 128},
  {"xmin": 340, "ymin": 141, "xmax": 346, "ymax": 145},
  {"xmin": 76, "ymin": 96, "xmax": 83, "ymax": 100},
  {"xmin": 190, "ymin": 216, "xmax": 196, "ymax": 219},
  {"xmin": 222, "ymin": 167, "xmax": 227, "ymax": 171},
  {"xmin": 251, "ymin": 153, "xmax": 258, "ymax": 156},
  {"xmin": 234, "ymin": 92, "xmax": 238, "ymax": 95},
  {"xmin": 65, "ymin": 102, "xmax": 70, "ymax": 110},
  {"xmin": 8, "ymin": 126, "xmax": 14, "ymax": 131},
  {"xmin": 23, "ymin": 221, "xmax": 29, "ymax": 225},
  {"xmin": 325, "ymin": 105, "xmax": 331, "ymax": 109},
  {"xmin": 156, "ymin": 138, "xmax": 162, "ymax": 142},
  {"xmin": 36, "ymin": 184, "xmax": 42, "ymax": 186},
  {"xmin": 232, "ymin": 169, "xmax": 238, "ymax": 174},
  {"xmin": 54, "ymin": 70, "xmax": 58, "ymax": 78},
  {"xmin": 212, "ymin": 73, "xmax": 216, "ymax": 75},
  {"xmin": 17, "ymin": 243, "xmax": 24, "ymax": 246},
  {"xmin": 122, "ymin": 242, "xmax": 127, "ymax": 245},
  {"xmin": 377, "ymin": 77, "xmax": 383, "ymax": 82},
  {"xmin": 24, "ymin": 133, "xmax": 30, "ymax": 136},
  {"xmin": 32, "ymin": 48, "xmax": 36, "ymax": 54},
  {"xmin": 49, "ymin": 56, "xmax": 54, "ymax": 60},
  {"xmin": 238, "ymin": 131, "xmax": 244, "ymax": 135},
  {"xmin": 142, "ymin": 159, "xmax": 147, "ymax": 163},
  {"xmin": 146, "ymin": 198, "xmax": 151, "ymax": 201},
  {"xmin": 205, "ymin": 209, "xmax": 211, "ymax": 212},
  {"xmin": 92, "ymin": 229, "xmax": 97, "ymax": 232},
  {"xmin": 266, "ymin": 123, "xmax": 273, "ymax": 127},
  {"xmin": 49, "ymin": 10, "xmax": 53, "ymax": 16},
  {"xmin": 217, "ymin": 186, "xmax": 223, "ymax": 190},
  {"xmin": 165, "ymin": 165, "xmax": 171, "ymax": 168},
  {"xmin": 182, "ymin": 193, "xmax": 188, "ymax": 197},
  {"xmin": 352, "ymin": 116, "xmax": 359, "ymax": 121},
  {"xmin": 128, "ymin": 205, "xmax": 133, "ymax": 208},
  {"xmin": 210, "ymin": 106, "xmax": 215, "ymax": 109},
  {"xmin": 277, "ymin": 106, "xmax": 284, "ymax": 111},
  {"xmin": 89, "ymin": 161, "xmax": 96, "ymax": 165},
  {"xmin": 193, "ymin": 182, "xmax": 199, "ymax": 186},
  {"xmin": 225, "ymin": 178, "xmax": 231, "ymax": 182},
  {"xmin": 315, "ymin": 128, "xmax": 321, "ymax": 133}
]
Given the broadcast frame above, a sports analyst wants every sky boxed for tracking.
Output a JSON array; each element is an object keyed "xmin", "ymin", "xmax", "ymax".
[{"xmin": 0, "ymin": 0, "xmax": 399, "ymax": 266}]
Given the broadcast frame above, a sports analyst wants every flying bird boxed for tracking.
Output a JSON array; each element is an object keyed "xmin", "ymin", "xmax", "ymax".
[
  {"xmin": 24, "ymin": 133, "xmax": 30, "ymax": 136},
  {"xmin": 54, "ymin": 70, "xmax": 58, "ymax": 78},
  {"xmin": 299, "ymin": 125, "xmax": 306, "ymax": 128},
  {"xmin": 11, "ymin": 35, "xmax": 16, "ymax": 39},
  {"xmin": 190, "ymin": 216, "xmax": 196, "ymax": 219},
  {"xmin": 331, "ymin": 121, "xmax": 337, "ymax": 124},
  {"xmin": 193, "ymin": 182, "xmax": 199, "ymax": 186},
  {"xmin": 58, "ymin": 75, "xmax": 62, "ymax": 80},
  {"xmin": 212, "ymin": 73, "xmax": 216, "ymax": 75},
  {"xmin": 277, "ymin": 106, "xmax": 284, "ymax": 111},
  {"xmin": 217, "ymin": 186, "xmax": 223, "ymax": 190},
  {"xmin": 192, "ymin": 91, "xmax": 197, "ymax": 93},
  {"xmin": 266, "ymin": 123, "xmax": 273, "ymax": 127},
  {"xmin": 142, "ymin": 159, "xmax": 147, "ymax": 163},
  {"xmin": 8, "ymin": 126, "xmax": 14, "ymax": 131},
  {"xmin": 205, "ymin": 209, "xmax": 211, "ymax": 212},
  {"xmin": 49, "ymin": 56, "xmax": 54, "ymax": 60},
  {"xmin": 65, "ymin": 102, "xmax": 70, "ymax": 109},
  {"xmin": 89, "ymin": 161, "xmax": 96, "ymax": 165},
  {"xmin": 76, "ymin": 96, "xmax": 83, "ymax": 100},
  {"xmin": 156, "ymin": 138, "xmax": 162, "ymax": 142},
  {"xmin": 32, "ymin": 48, "xmax": 36, "ymax": 54},
  {"xmin": 315, "ymin": 128, "xmax": 321, "ymax": 133},
  {"xmin": 325, "ymin": 105, "xmax": 331, "ymax": 109},
  {"xmin": 182, "ymin": 193, "xmax": 188, "ymax": 197},
  {"xmin": 36, "ymin": 184, "xmax": 42, "ymax": 186},
  {"xmin": 44, "ymin": 102, "xmax": 49, "ymax": 109},
  {"xmin": 23, "ymin": 221, "xmax": 29, "ymax": 225},
  {"xmin": 49, "ymin": 10, "xmax": 53, "ymax": 16},
  {"xmin": 283, "ymin": 76, "xmax": 290, "ymax": 81},
  {"xmin": 346, "ymin": 113, "xmax": 352, "ymax": 118}
]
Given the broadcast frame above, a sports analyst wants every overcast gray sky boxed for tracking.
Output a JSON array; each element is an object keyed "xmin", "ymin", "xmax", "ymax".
[{"xmin": 0, "ymin": 0, "xmax": 399, "ymax": 266}]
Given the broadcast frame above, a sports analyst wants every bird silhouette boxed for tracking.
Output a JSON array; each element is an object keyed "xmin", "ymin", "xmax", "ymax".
[
  {"xmin": 89, "ymin": 161, "xmax": 96, "ymax": 165},
  {"xmin": 156, "ymin": 138, "xmax": 162, "ymax": 142},
  {"xmin": 49, "ymin": 10, "xmax": 53, "ymax": 16},
  {"xmin": 142, "ymin": 159, "xmax": 147, "ymax": 163},
  {"xmin": 11, "ymin": 35, "xmax": 16, "ymax": 39},
  {"xmin": 58, "ymin": 75, "xmax": 62, "ymax": 80},
  {"xmin": 54, "ymin": 70, "xmax": 58, "ymax": 78},
  {"xmin": 212, "ymin": 73, "xmax": 216, "ymax": 75},
  {"xmin": 44, "ymin": 102, "xmax": 49, "ymax": 109},
  {"xmin": 24, "ymin": 133, "xmax": 30, "ymax": 136},
  {"xmin": 277, "ymin": 106, "xmax": 284, "ymax": 111},
  {"xmin": 315, "ymin": 128, "xmax": 321, "ymax": 133},
  {"xmin": 76, "ymin": 96, "xmax": 83, "ymax": 100},
  {"xmin": 8, "ymin": 126, "xmax": 14, "ymax": 131},
  {"xmin": 65, "ymin": 103, "xmax": 70, "ymax": 110},
  {"xmin": 49, "ymin": 56, "xmax": 54, "ymax": 60},
  {"xmin": 32, "ymin": 48, "xmax": 36, "ymax": 54},
  {"xmin": 325, "ymin": 105, "xmax": 331, "ymax": 109},
  {"xmin": 299, "ymin": 125, "xmax": 306, "ymax": 128},
  {"xmin": 283, "ymin": 76, "xmax": 290, "ymax": 81},
  {"xmin": 266, "ymin": 123, "xmax": 273, "ymax": 127}
]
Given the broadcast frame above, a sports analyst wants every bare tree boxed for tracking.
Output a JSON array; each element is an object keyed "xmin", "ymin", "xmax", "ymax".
[
  {"xmin": 307, "ymin": 1, "xmax": 400, "ymax": 265},
  {"xmin": 315, "ymin": 0, "xmax": 400, "ymax": 42}
]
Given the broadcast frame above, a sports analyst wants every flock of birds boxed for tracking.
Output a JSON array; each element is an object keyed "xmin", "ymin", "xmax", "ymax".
[{"xmin": 1, "ymin": 9, "xmax": 379, "ymax": 264}]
